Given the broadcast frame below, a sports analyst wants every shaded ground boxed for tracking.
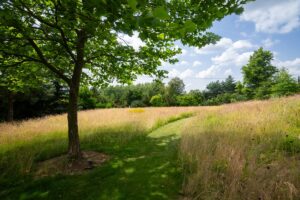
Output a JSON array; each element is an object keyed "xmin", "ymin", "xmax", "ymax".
[
  {"xmin": 35, "ymin": 151, "xmax": 109, "ymax": 177},
  {"xmin": 0, "ymin": 117, "xmax": 192, "ymax": 200}
]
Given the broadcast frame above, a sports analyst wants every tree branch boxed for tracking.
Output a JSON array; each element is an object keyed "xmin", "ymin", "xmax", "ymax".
[{"xmin": 27, "ymin": 39, "xmax": 71, "ymax": 84}]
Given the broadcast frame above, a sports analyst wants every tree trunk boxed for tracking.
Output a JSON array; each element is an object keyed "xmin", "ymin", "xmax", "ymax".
[
  {"xmin": 7, "ymin": 92, "xmax": 14, "ymax": 122},
  {"xmin": 67, "ymin": 83, "xmax": 82, "ymax": 160},
  {"xmin": 67, "ymin": 29, "xmax": 86, "ymax": 160}
]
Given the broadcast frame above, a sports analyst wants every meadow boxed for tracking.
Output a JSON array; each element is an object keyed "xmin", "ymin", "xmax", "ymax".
[{"xmin": 0, "ymin": 95, "xmax": 300, "ymax": 199}]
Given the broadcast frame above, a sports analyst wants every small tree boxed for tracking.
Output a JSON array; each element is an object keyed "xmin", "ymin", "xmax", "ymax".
[
  {"xmin": 222, "ymin": 75, "xmax": 236, "ymax": 93},
  {"xmin": 271, "ymin": 68, "xmax": 299, "ymax": 97},
  {"xmin": 204, "ymin": 80, "xmax": 224, "ymax": 99},
  {"xmin": 150, "ymin": 94, "xmax": 164, "ymax": 107}
]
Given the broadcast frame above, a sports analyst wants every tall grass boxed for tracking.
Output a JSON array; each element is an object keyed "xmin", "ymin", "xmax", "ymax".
[
  {"xmin": 0, "ymin": 107, "xmax": 203, "ymax": 151},
  {"xmin": 0, "ymin": 106, "xmax": 202, "ymax": 185},
  {"xmin": 180, "ymin": 95, "xmax": 300, "ymax": 200}
]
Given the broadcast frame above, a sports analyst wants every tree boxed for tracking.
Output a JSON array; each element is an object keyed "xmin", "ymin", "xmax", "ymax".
[
  {"xmin": 242, "ymin": 48, "xmax": 277, "ymax": 97},
  {"xmin": 165, "ymin": 77, "xmax": 185, "ymax": 105},
  {"xmin": 271, "ymin": 68, "xmax": 299, "ymax": 97},
  {"xmin": 0, "ymin": 63, "xmax": 47, "ymax": 121},
  {"xmin": 150, "ymin": 94, "xmax": 164, "ymax": 107},
  {"xmin": 176, "ymin": 94, "xmax": 198, "ymax": 106},
  {"xmin": 222, "ymin": 75, "xmax": 236, "ymax": 93},
  {"xmin": 204, "ymin": 80, "xmax": 224, "ymax": 99},
  {"xmin": 1, "ymin": 0, "xmax": 249, "ymax": 160}
]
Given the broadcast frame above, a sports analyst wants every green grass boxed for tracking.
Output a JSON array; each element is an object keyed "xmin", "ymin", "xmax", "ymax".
[{"xmin": 0, "ymin": 115, "xmax": 193, "ymax": 200}]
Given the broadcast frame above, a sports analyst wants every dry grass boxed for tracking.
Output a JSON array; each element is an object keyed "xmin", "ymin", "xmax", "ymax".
[
  {"xmin": 0, "ymin": 106, "xmax": 206, "ymax": 151},
  {"xmin": 180, "ymin": 95, "xmax": 300, "ymax": 200}
]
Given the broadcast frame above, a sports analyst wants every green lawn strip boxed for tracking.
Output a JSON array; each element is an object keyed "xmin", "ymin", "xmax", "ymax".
[{"xmin": 0, "ymin": 116, "xmax": 194, "ymax": 200}]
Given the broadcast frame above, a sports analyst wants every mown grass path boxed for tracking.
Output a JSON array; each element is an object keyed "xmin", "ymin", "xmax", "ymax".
[{"xmin": 1, "ymin": 117, "xmax": 193, "ymax": 200}]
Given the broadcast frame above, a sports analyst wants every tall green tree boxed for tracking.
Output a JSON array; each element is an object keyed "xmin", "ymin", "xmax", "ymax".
[
  {"xmin": 271, "ymin": 68, "xmax": 299, "ymax": 97},
  {"xmin": 204, "ymin": 80, "xmax": 224, "ymax": 99},
  {"xmin": 165, "ymin": 77, "xmax": 185, "ymax": 105},
  {"xmin": 0, "ymin": 0, "xmax": 250, "ymax": 160},
  {"xmin": 222, "ymin": 75, "xmax": 236, "ymax": 93},
  {"xmin": 242, "ymin": 47, "xmax": 277, "ymax": 97}
]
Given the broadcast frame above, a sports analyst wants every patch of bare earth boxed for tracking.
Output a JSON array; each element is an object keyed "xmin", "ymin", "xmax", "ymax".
[{"xmin": 35, "ymin": 151, "xmax": 109, "ymax": 178}]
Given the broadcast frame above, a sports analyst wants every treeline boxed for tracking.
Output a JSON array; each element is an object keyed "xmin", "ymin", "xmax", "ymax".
[{"xmin": 0, "ymin": 48, "xmax": 299, "ymax": 121}]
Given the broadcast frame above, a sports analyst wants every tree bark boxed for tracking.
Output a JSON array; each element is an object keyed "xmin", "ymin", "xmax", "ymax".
[
  {"xmin": 7, "ymin": 91, "xmax": 14, "ymax": 122},
  {"xmin": 67, "ymin": 83, "xmax": 82, "ymax": 160},
  {"xmin": 67, "ymin": 29, "xmax": 86, "ymax": 160}
]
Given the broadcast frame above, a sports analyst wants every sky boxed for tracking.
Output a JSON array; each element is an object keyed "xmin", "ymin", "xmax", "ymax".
[{"xmin": 124, "ymin": 0, "xmax": 300, "ymax": 91}]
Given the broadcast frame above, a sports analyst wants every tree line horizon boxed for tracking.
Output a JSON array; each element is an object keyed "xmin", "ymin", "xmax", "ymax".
[{"xmin": 1, "ymin": 47, "xmax": 299, "ymax": 123}]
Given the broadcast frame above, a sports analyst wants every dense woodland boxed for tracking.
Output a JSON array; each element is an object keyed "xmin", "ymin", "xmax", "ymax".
[{"xmin": 1, "ymin": 48, "xmax": 299, "ymax": 122}]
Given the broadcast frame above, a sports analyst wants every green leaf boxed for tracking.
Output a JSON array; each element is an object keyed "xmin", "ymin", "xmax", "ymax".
[
  {"xmin": 152, "ymin": 6, "xmax": 169, "ymax": 20},
  {"xmin": 128, "ymin": 0, "xmax": 137, "ymax": 10},
  {"xmin": 157, "ymin": 33, "xmax": 165, "ymax": 40},
  {"xmin": 184, "ymin": 20, "xmax": 197, "ymax": 33}
]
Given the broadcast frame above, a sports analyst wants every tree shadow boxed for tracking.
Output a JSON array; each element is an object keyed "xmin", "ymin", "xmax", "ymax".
[{"xmin": 0, "ymin": 131, "xmax": 183, "ymax": 200}]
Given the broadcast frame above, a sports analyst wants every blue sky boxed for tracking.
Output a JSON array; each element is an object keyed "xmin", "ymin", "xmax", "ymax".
[{"xmin": 131, "ymin": 0, "xmax": 300, "ymax": 91}]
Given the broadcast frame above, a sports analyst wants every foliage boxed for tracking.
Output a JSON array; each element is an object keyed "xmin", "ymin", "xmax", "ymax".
[
  {"xmin": 165, "ymin": 77, "xmax": 185, "ymax": 105},
  {"xmin": 271, "ymin": 68, "xmax": 300, "ymax": 97},
  {"xmin": 242, "ymin": 47, "xmax": 277, "ymax": 97},
  {"xmin": 150, "ymin": 94, "xmax": 164, "ymax": 107}
]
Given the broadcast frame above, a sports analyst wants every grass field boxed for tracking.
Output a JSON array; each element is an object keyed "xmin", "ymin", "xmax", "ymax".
[{"xmin": 0, "ymin": 95, "xmax": 300, "ymax": 199}]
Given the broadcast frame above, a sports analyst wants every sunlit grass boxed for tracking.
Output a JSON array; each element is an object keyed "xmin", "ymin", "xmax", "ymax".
[
  {"xmin": 0, "ymin": 107, "xmax": 205, "ymax": 152},
  {"xmin": 180, "ymin": 95, "xmax": 300, "ymax": 199}
]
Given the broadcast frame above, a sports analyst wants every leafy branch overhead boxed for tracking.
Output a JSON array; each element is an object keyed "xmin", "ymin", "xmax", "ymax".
[{"xmin": 0, "ymin": 0, "xmax": 250, "ymax": 86}]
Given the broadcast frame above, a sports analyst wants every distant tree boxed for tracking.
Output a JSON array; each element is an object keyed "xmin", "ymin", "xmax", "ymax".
[
  {"xmin": 189, "ymin": 89, "xmax": 204, "ymax": 104},
  {"xmin": 204, "ymin": 80, "xmax": 224, "ymax": 99},
  {"xmin": 0, "ymin": 63, "xmax": 47, "ymax": 121},
  {"xmin": 222, "ymin": 75, "xmax": 236, "ymax": 93},
  {"xmin": 176, "ymin": 94, "xmax": 199, "ymax": 106},
  {"xmin": 78, "ymin": 86, "xmax": 97, "ymax": 110},
  {"xmin": 235, "ymin": 81, "xmax": 244, "ymax": 95},
  {"xmin": 165, "ymin": 77, "xmax": 185, "ymax": 105},
  {"xmin": 242, "ymin": 48, "xmax": 277, "ymax": 97},
  {"xmin": 150, "ymin": 94, "xmax": 164, "ymax": 107},
  {"xmin": 271, "ymin": 68, "xmax": 299, "ymax": 97}
]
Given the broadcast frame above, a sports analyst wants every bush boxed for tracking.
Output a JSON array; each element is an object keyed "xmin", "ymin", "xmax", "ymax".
[{"xmin": 150, "ymin": 94, "xmax": 165, "ymax": 107}]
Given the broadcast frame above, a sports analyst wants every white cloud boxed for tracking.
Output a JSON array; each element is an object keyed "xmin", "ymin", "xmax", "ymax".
[
  {"xmin": 117, "ymin": 32, "xmax": 145, "ymax": 50},
  {"xmin": 168, "ymin": 68, "xmax": 194, "ymax": 79},
  {"xmin": 180, "ymin": 60, "xmax": 189, "ymax": 65},
  {"xmin": 135, "ymin": 75, "xmax": 153, "ymax": 84},
  {"xmin": 212, "ymin": 49, "xmax": 253, "ymax": 67},
  {"xmin": 232, "ymin": 40, "xmax": 254, "ymax": 49},
  {"xmin": 196, "ymin": 65, "xmax": 221, "ymax": 79},
  {"xmin": 192, "ymin": 61, "xmax": 202, "ymax": 67},
  {"xmin": 262, "ymin": 38, "xmax": 280, "ymax": 48},
  {"xmin": 168, "ymin": 68, "xmax": 180, "ymax": 78},
  {"xmin": 273, "ymin": 58, "xmax": 300, "ymax": 75},
  {"xmin": 241, "ymin": 0, "xmax": 300, "ymax": 34},
  {"xmin": 194, "ymin": 38, "xmax": 233, "ymax": 55},
  {"xmin": 180, "ymin": 69, "xmax": 194, "ymax": 79},
  {"xmin": 209, "ymin": 38, "xmax": 255, "ymax": 67},
  {"xmin": 225, "ymin": 68, "xmax": 233, "ymax": 76}
]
